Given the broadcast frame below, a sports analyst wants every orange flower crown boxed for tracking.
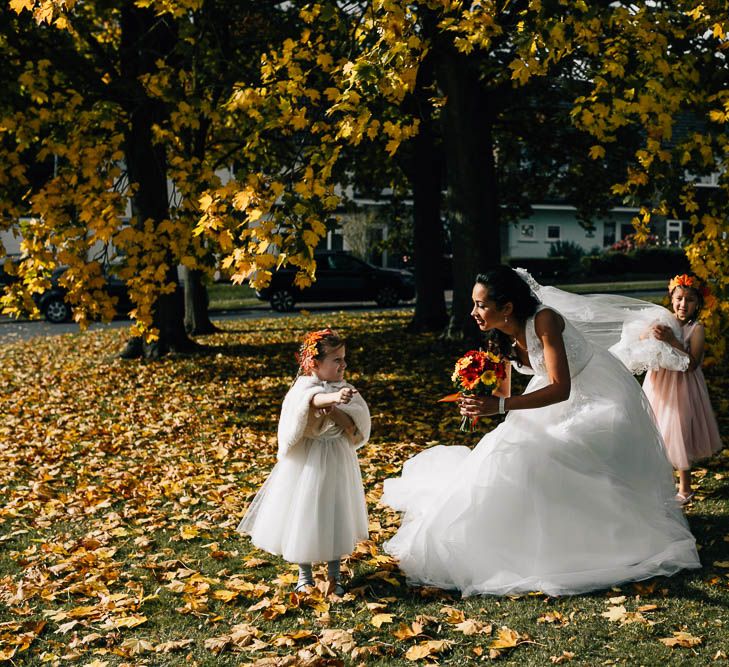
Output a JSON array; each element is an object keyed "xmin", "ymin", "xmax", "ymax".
[
  {"xmin": 668, "ymin": 274, "xmax": 712, "ymax": 300},
  {"xmin": 296, "ymin": 328, "xmax": 335, "ymax": 373}
]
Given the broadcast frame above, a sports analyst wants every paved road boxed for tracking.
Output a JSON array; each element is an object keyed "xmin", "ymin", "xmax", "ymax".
[
  {"xmin": 0, "ymin": 302, "xmax": 410, "ymax": 344},
  {"xmin": 0, "ymin": 288, "xmax": 663, "ymax": 345}
]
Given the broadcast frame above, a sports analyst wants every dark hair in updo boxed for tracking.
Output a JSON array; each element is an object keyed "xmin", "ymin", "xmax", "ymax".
[{"xmin": 475, "ymin": 266, "xmax": 540, "ymax": 359}]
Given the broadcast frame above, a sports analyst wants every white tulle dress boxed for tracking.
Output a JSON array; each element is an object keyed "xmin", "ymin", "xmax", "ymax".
[
  {"xmin": 381, "ymin": 305, "xmax": 700, "ymax": 597},
  {"xmin": 238, "ymin": 375, "xmax": 371, "ymax": 564}
]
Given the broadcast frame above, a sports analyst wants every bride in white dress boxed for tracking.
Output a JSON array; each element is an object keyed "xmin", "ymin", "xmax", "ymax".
[{"xmin": 381, "ymin": 266, "xmax": 700, "ymax": 597}]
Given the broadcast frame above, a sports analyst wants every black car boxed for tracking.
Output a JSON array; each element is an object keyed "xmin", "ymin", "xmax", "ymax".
[
  {"xmin": 255, "ymin": 251, "xmax": 415, "ymax": 312},
  {"xmin": 37, "ymin": 266, "xmax": 133, "ymax": 323}
]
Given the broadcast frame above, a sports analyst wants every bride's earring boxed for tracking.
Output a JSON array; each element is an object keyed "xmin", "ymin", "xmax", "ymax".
[{"xmin": 504, "ymin": 317, "xmax": 509, "ymax": 324}]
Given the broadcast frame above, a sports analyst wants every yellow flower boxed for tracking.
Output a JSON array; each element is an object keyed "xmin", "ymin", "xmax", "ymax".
[{"xmin": 480, "ymin": 370, "xmax": 497, "ymax": 385}]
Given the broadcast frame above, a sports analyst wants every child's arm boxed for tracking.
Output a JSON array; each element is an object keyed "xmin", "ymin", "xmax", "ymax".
[
  {"xmin": 685, "ymin": 323, "xmax": 705, "ymax": 371},
  {"xmin": 329, "ymin": 407, "xmax": 363, "ymax": 446},
  {"xmin": 650, "ymin": 323, "xmax": 703, "ymax": 371},
  {"xmin": 310, "ymin": 386, "xmax": 357, "ymax": 409}
]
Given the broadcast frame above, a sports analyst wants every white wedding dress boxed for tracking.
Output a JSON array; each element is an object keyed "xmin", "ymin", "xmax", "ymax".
[{"xmin": 381, "ymin": 305, "xmax": 700, "ymax": 597}]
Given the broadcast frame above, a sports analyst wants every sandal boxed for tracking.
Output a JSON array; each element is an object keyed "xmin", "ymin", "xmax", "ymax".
[{"xmin": 675, "ymin": 492, "xmax": 695, "ymax": 506}]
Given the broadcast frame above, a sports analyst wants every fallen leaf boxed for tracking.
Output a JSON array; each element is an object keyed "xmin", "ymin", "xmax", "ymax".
[
  {"xmin": 659, "ymin": 631, "xmax": 702, "ymax": 648},
  {"xmin": 371, "ymin": 613, "xmax": 395, "ymax": 628}
]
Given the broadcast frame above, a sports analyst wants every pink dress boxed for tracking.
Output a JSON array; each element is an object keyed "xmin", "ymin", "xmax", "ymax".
[{"xmin": 643, "ymin": 321, "xmax": 723, "ymax": 471}]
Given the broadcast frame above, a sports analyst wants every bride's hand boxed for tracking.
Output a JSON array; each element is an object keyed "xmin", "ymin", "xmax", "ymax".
[{"xmin": 459, "ymin": 395, "xmax": 499, "ymax": 417}]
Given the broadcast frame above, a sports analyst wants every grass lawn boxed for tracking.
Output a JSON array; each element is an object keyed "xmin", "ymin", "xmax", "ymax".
[
  {"xmin": 1, "ymin": 310, "xmax": 727, "ymax": 665},
  {"xmin": 207, "ymin": 283, "xmax": 261, "ymax": 311}
]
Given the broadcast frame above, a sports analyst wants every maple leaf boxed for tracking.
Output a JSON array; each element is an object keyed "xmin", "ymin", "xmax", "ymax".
[
  {"xmin": 658, "ymin": 631, "xmax": 703, "ymax": 648},
  {"xmin": 371, "ymin": 612, "xmax": 395, "ymax": 628},
  {"xmin": 405, "ymin": 639, "xmax": 451, "ymax": 661}
]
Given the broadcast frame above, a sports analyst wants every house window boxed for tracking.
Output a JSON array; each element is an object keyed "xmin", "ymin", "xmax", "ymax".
[
  {"xmin": 603, "ymin": 222, "xmax": 616, "ymax": 247},
  {"xmin": 666, "ymin": 220, "xmax": 683, "ymax": 246},
  {"xmin": 518, "ymin": 223, "xmax": 536, "ymax": 241},
  {"xmin": 327, "ymin": 229, "xmax": 344, "ymax": 251},
  {"xmin": 547, "ymin": 225, "xmax": 561, "ymax": 241}
]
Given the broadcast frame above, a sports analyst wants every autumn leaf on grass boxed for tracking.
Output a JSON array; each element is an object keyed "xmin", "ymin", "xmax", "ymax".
[
  {"xmin": 371, "ymin": 612, "xmax": 395, "ymax": 628},
  {"xmin": 489, "ymin": 626, "xmax": 526, "ymax": 659},
  {"xmin": 601, "ymin": 605, "xmax": 628, "ymax": 622},
  {"xmin": 600, "ymin": 605, "xmax": 653, "ymax": 626},
  {"xmin": 393, "ymin": 621, "xmax": 425, "ymax": 640},
  {"xmin": 179, "ymin": 525, "xmax": 200, "ymax": 540},
  {"xmin": 538, "ymin": 611, "xmax": 569, "ymax": 626},
  {"xmin": 101, "ymin": 614, "xmax": 147, "ymax": 630},
  {"xmin": 455, "ymin": 619, "xmax": 493, "ymax": 635},
  {"xmin": 212, "ymin": 589, "xmax": 239, "ymax": 603},
  {"xmin": 550, "ymin": 651, "xmax": 576, "ymax": 663},
  {"xmin": 154, "ymin": 639, "xmax": 195, "ymax": 653},
  {"xmin": 119, "ymin": 638, "xmax": 155, "ymax": 656},
  {"xmin": 405, "ymin": 639, "xmax": 452, "ymax": 661},
  {"xmin": 274, "ymin": 629, "xmax": 316, "ymax": 647},
  {"xmin": 658, "ymin": 631, "xmax": 702, "ymax": 648},
  {"xmin": 440, "ymin": 605, "xmax": 465, "ymax": 624},
  {"xmin": 319, "ymin": 628, "xmax": 356, "ymax": 655},
  {"xmin": 204, "ymin": 634, "xmax": 230, "ymax": 655}
]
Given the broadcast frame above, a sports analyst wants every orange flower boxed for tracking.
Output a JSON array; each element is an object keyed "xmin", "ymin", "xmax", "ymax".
[
  {"xmin": 296, "ymin": 328, "xmax": 334, "ymax": 372},
  {"xmin": 668, "ymin": 274, "xmax": 713, "ymax": 304}
]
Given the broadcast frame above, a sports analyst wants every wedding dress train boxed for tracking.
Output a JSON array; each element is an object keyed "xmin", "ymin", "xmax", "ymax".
[{"xmin": 381, "ymin": 305, "xmax": 700, "ymax": 597}]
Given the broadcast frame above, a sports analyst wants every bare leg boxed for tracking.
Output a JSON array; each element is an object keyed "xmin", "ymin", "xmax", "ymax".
[{"xmin": 677, "ymin": 469, "xmax": 692, "ymax": 497}]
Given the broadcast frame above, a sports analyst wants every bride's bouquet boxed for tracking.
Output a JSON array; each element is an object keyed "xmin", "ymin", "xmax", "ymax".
[{"xmin": 439, "ymin": 349, "xmax": 507, "ymax": 431}]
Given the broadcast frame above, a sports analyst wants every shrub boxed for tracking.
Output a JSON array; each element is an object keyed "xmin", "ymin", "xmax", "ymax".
[
  {"xmin": 581, "ymin": 246, "xmax": 689, "ymax": 277},
  {"xmin": 506, "ymin": 256, "xmax": 570, "ymax": 280}
]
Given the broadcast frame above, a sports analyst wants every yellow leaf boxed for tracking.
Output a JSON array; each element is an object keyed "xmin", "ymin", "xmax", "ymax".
[
  {"xmin": 489, "ymin": 626, "xmax": 522, "ymax": 649},
  {"xmin": 9, "ymin": 0, "xmax": 34, "ymax": 13},
  {"xmin": 371, "ymin": 613, "xmax": 394, "ymax": 628},
  {"xmin": 212, "ymin": 589, "xmax": 239, "ymax": 602},
  {"xmin": 589, "ymin": 145, "xmax": 606, "ymax": 159},
  {"xmin": 658, "ymin": 631, "xmax": 702, "ymax": 648},
  {"xmin": 601, "ymin": 605, "xmax": 627, "ymax": 622},
  {"xmin": 405, "ymin": 640, "xmax": 451, "ymax": 661}
]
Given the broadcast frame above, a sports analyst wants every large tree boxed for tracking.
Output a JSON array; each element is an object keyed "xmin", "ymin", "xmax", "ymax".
[
  {"xmin": 1, "ymin": 0, "xmax": 299, "ymax": 355},
  {"xmin": 198, "ymin": 0, "xmax": 726, "ymax": 342}
]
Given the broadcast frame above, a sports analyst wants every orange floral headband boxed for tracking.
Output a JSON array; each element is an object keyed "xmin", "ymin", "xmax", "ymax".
[
  {"xmin": 296, "ymin": 328, "xmax": 335, "ymax": 373},
  {"xmin": 668, "ymin": 274, "xmax": 711, "ymax": 298}
]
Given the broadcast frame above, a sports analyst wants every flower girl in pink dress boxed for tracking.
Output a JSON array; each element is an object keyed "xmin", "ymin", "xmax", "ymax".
[{"xmin": 642, "ymin": 274, "xmax": 723, "ymax": 505}]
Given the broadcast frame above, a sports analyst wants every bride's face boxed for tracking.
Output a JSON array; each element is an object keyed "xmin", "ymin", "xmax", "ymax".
[{"xmin": 471, "ymin": 283, "xmax": 507, "ymax": 331}]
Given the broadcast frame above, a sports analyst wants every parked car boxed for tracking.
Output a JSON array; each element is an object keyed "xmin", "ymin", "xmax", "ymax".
[
  {"xmin": 0, "ymin": 256, "xmax": 20, "ymax": 288},
  {"xmin": 36, "ymin": 266, "xmax": 133, "ymax": 323},
  {"xmin": 255, "ymin": 251, "xmax": 415, "ymax": 312}
]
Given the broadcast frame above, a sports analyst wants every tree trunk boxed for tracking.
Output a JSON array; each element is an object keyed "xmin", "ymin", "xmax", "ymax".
[
  {"xmin": 183, "ymin": 267, "xmax": 219, "ymax": 335},
  {"xmin": 407, "ymin": 39, "xmax": 449, "ymax": 333},
  {"xmin": 437, "ymin": 47, "xmax": 502, "ymax": 340},
  {"xmin": 118, "ymin": 3, "xmax": 197, "ymax": 359}
]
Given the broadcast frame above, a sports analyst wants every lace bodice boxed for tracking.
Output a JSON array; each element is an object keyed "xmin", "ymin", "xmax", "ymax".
[{"xmin": 515, "ymin": 306, "xmax": 594, "ymax": 378}]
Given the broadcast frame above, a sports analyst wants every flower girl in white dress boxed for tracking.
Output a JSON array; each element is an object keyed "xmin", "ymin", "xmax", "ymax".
[
  {"xmin": 238, "ymin": 329, "xmax": 370, "ymax": 595},
  {"xmin": 382, "ymin": 267, "xmax": 700, "ymax": 597}
]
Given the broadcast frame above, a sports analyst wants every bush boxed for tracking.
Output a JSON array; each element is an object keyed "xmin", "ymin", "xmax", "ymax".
[
  {"xmin": 581, "ymin": 246, "xmax": 689, "ymax": 277},
  {"xmin": 506, "ymin": 256, "xmax": 570, "ymax": 280},
  {"xmin": 547, "ymin": 241, "xmax": 585, "ymax": 262}
]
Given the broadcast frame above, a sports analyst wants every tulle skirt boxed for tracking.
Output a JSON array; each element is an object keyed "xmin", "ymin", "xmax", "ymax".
[
  {"xmin": 643, "ymin": 367, "xmax": 723, "ymax": 471},
  {"xmin": 238, "ymin": 436, "xmax": 368, "ymax": 563},
  {"xmin": 381, "ymin": 349, "xmax": 700, "ymax": 597}
]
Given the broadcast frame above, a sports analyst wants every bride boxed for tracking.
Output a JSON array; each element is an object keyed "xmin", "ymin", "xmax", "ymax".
[{"xmin": 381, "ymin": 266, "xmax": 700, "ymax": 597}]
